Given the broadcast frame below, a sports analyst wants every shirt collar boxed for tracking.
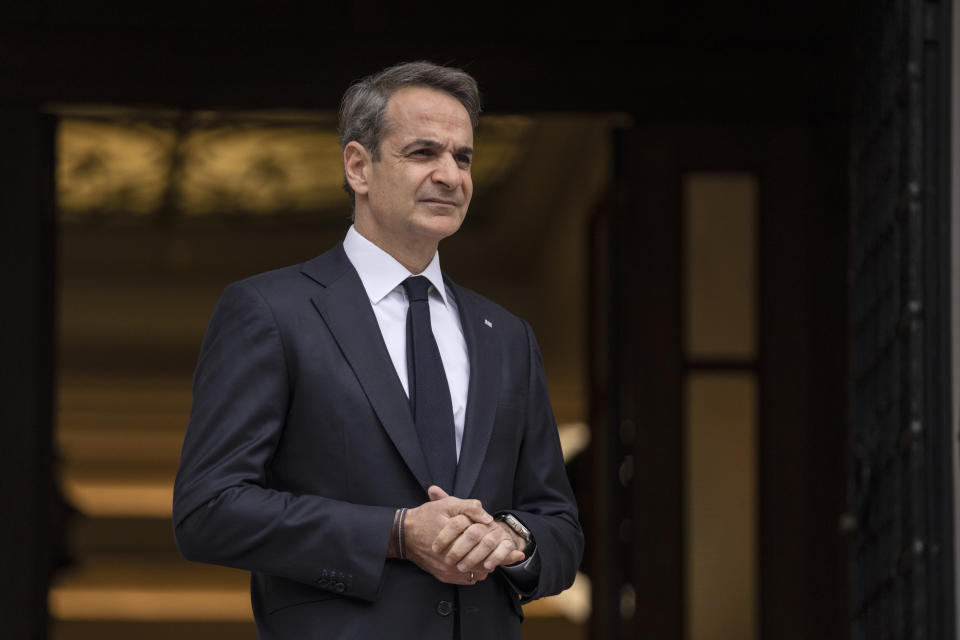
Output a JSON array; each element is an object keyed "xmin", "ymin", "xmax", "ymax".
[{"xmin": 342, "ymin": 225, "xmax": 449, "ymax": 305}]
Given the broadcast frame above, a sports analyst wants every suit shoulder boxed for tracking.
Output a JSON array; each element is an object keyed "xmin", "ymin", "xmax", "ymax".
[
  {"xmin": 222, "ymin": 244, "xmax": 346, "ymax": 302},
  {"xmin": 232, "ymin": 263, "xmax": 305, "ymax": 291}
]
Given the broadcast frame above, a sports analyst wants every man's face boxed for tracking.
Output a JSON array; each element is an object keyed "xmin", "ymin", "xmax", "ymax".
[{"xmin": 358, "ymin": 86, "xmax": 474, "ymax": 246}]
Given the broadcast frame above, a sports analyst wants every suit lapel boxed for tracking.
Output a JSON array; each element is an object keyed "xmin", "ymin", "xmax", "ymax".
[
  {"xmin": 303, "ymin": 246, "xmax": 433, "ymax": 491},
  {"xmin": 449, "ymin": 280, "xmax": 500, "ymax": 498}
]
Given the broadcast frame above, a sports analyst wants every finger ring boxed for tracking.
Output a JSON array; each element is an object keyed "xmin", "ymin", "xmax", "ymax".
[{"xmin": 469, "ymin": 571, "xmax": 475, "ymax": 582}]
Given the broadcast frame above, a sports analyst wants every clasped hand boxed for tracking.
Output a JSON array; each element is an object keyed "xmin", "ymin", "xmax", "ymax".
[{"xmin": 400, "ymin": 486, "xmax": 526, "ymax": 585}]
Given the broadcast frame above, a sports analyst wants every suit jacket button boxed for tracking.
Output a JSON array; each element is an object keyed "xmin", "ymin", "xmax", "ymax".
[
  {"xmin": 335, "ymin": 582, "xmax": 346, "ymax": 593},
  {"xmin": 436, "ymin": 600, "xmax": 453, "ymax": 616}
]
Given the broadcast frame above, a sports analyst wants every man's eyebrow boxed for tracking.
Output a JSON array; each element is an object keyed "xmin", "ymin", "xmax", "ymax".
[{"xmin": 400, "ymin": 139, "xmax": 474, "ymax": 157}]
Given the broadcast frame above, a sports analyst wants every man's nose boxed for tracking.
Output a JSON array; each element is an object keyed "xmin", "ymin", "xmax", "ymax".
[{"xmin": 431, "ymin": 153, "xmax": 461, "ymax": 189}]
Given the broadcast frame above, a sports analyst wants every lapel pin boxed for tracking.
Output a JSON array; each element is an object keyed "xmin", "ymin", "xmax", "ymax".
[{"xmin": 484, "ymin": 318, "xmax": 493, "ymax": 328}]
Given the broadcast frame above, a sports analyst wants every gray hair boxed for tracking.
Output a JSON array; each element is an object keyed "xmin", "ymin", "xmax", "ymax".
[{"xmin": 338, "ymin": 61, "xmax": 481, "ymax": 202}]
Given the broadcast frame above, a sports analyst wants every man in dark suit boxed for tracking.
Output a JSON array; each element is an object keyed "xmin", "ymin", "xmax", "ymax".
[{"xmin": 173, "ymin": 61, "xmax": 583, "ymax": 639}]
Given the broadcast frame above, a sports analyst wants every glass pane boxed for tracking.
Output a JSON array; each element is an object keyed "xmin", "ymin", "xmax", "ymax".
[
  {"xmin": 684, "ymin": 173, "xmax": 757, "ymax": 358},
  {"xmin": 686, "ymin": 373, "xmax": 757, "ymax": 640}
]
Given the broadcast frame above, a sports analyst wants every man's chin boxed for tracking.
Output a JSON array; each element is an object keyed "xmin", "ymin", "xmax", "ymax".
[{"xmin": 411, "ymin": 214, "xmax": 466, "ymax": 241}]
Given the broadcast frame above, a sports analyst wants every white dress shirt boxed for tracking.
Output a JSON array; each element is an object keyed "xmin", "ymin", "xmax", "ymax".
[
  {"xmin": 342, "ymin": 225, "xmax": 470, "ymax": 459},
  {"xmin": 341, "ymin": 225, "xmax": 537, "ymax": 581}
]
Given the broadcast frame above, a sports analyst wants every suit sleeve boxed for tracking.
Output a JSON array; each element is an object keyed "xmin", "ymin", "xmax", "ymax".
[
  {"xmin": 172, "ymin": 280, "xmax": 395, "ymax": 602},
  {"xmin": 498, "ymin": 320, "xmax": 584, "ymax": 603}
]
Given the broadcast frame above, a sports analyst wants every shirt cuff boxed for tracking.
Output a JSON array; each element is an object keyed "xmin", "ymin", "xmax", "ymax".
[
  {"xmin": 501, "ymin": 546, "xmax": 539, "ymax": 574},
  {"xmin": 498, "ymin": 546, "xmax": 540, "ymax": 596}
]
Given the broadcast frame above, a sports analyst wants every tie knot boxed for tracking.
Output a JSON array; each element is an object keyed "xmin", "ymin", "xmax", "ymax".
[{"xmin": 402, "ymin": 275, "xmax": 432, "ymax": 302}]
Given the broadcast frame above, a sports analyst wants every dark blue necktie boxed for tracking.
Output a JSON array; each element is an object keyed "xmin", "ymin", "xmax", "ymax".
[{"xmin": 402, "ymin": 276, "xmax": 457, "ymax": 492}]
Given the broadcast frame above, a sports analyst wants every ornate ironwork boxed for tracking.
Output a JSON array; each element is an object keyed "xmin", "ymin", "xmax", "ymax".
[{"xmin": 849, "ymin": 0, "xmax": 954, "ymax": 637}]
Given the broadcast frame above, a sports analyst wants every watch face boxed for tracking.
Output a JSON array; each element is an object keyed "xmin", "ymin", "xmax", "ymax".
[{"xmin": 501, "ymin": 514, "xmax": 530, "ymax": 540}]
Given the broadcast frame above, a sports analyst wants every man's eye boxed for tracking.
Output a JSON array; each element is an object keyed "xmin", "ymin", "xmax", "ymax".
[
  {"xmin": 456, "ymin": 155, "xmax": 472, "ymax": 167},
  {"xmin": 412, "ymin": 148, "xmax": 434, "ymax": 157}
]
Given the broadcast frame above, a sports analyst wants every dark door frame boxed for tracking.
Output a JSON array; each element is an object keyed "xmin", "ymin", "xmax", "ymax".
[{"xmin": 589, "ymin": 122, "xmax": 850, "ymax": 639}]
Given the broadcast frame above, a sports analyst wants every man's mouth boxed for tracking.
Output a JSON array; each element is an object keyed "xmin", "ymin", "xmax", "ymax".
[{"xmin": 421, "ymin": 197, "xmax": 459, "ymax": 207}]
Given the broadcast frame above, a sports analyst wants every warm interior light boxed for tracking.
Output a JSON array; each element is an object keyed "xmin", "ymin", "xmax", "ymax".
[{"xmin": 56, "ymin": 109, "xmax": 533, "ymax": 222}]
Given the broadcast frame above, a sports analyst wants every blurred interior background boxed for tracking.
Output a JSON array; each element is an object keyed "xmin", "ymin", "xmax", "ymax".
[{"xmin": 2, "ymin": 2, "xmax": 958, "ymax": 639}]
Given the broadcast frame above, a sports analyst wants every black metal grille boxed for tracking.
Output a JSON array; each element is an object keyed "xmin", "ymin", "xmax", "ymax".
[{"xmin": 849, "ymin": 0, "xmax": 954, "ymax": 637}]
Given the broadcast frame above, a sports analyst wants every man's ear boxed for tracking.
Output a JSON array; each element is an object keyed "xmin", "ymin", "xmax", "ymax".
[{"xmin": 343, "ymin": 141, "xmax": 372, "ymax": 196}]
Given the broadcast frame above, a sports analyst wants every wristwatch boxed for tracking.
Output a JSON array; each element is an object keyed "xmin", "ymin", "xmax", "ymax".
[{"xmin": 495, "ymin": 513, "xmax": 535, "ymax": 556}]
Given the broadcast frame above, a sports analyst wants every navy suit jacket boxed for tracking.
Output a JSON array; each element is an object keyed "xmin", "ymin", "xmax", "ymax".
[{"xmin": 173, "ymin": 243, "xmax": 583, "ymax": 640}]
